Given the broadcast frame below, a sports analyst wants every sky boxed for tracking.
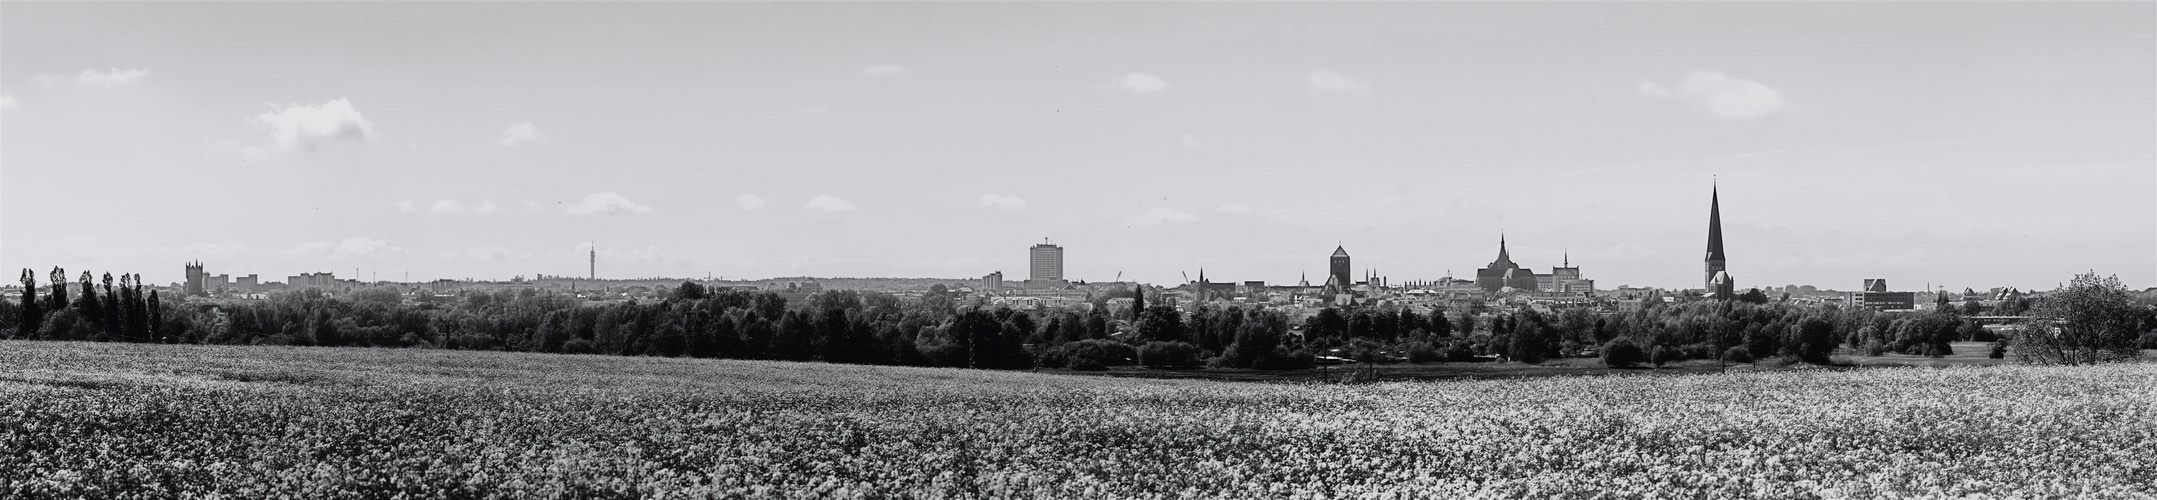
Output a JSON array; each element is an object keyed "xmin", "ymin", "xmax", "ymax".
[{"xmin": 3, "ymin": 2, "xmax": 2152, "ymax": 292}]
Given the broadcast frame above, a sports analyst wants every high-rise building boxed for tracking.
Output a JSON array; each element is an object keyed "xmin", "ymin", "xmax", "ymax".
[
  {"xmin": 1029, "ymin": 240, "xmax": 1064, "ymax": 283},
  {"xmin": 1329, "ymin": 246, "xmax": 1351, "ymax": 291},
  {"xmin": 1705, "ymin": 183, "xmax": 1734, "ymax": 299}
]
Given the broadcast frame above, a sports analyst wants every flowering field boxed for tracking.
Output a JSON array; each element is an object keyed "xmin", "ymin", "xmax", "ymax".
[{"xmin": 3, "ymin": 341, "xmax": 2153, "ymax": 498}]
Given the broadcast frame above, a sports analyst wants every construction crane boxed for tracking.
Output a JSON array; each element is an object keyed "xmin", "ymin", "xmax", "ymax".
[{"xmin": 1113, "ymin": 271, "xmax": 1122, "ymax": 283}]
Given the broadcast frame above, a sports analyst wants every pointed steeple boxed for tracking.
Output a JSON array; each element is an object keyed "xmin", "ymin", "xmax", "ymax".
[
  {"xmin": 1495, "ymin": 233, "xmax": 1512, "ymax": 264},
  {"xmin": 1706, "ymin": 183, "xmax": 1725, "ymax": 262},
  {"xmin": 1332, "ymin": 245, "xmax": 1350, "ymax": 257}
]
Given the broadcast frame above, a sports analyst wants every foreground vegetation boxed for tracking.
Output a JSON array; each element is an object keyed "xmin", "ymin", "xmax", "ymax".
[{"xmin": 4, "ymin": 341, "xmax": 2154, "ymax": 498}]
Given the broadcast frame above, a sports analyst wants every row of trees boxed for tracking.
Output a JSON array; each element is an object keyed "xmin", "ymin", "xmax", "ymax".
[
  {"xmin": 13, "ymin": 268, "xmax": 164, "ymax": 343},
  {"xmin": 5, "ymin": 269, "xmax": 2150, "ymax": 370}
]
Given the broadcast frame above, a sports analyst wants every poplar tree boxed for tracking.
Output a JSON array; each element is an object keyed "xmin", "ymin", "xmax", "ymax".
[
  {"xmin": 47, "ymin": 267, "xmax": 68, "ymax": 313},
  {"xmin": 18, "ymin": 269, "xmax": 42, "ymax": 337}
]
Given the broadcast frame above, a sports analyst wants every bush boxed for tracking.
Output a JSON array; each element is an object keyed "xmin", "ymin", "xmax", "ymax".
[
  {"xmin": 1989, "ymin": 341, "xmax": 2008, "ymax": 359},
  {"xmin": 1649, "ymin": 345, "xmax": 1676, "ymax": 367},
  {"xmin": 1723, "ymin": 346, "xmax": 1753, "ymax": 364},
  {"xmin": 562, "ymin": 339, "xmax": 597, "ymax": 355},
  {"xmin": 1601, "ymin": 338, "xmax": 1644, "ymax": 368},
  {"xmin": 1059, "ymin": 339, "xmax": 1138, "ymax": 367},
  {"xmin": 1138, "ymin": 341, "xmax": 1202, "ymax": 369},
  {"xmin": 1444, "ymin": 342, "xmax": 1480, "ymax": 362},
  {"xmin": 1402, "ymin": 341, "xmax": 1443, "ymax": 364},
  {"xmin": 1069, "ymin": 357, "xmax": 1107, "ymax": 371},
  {"xmin": 1863, "ymin": 339, "xmax": 1887, "ymax": 357}
]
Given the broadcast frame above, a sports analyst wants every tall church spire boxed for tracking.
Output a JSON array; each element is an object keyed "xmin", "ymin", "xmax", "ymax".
[
  {"xmin": 1496, "ymin": 233, "xmax": 1511, "ymax": 263},
  {"xmin": 1705, "ymin": 182, "xmax": 1731, "ymax": 296},
  {"xmin": 1706, "ymin": 184, "xmax": 1725, "ymax": 262}
]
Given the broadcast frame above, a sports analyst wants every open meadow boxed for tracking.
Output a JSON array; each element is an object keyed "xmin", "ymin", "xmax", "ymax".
[{"xmin": 4, "ymin": 341, "xmax": 2155, "ymax": 498}]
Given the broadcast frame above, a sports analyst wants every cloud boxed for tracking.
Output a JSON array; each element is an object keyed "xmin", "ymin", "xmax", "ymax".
[
  {"xmin": 1114, "ymin": 73, "xmax": 1170, "ymax": 94},
  {"xmin": 497, "ymin": 122, "xmax": 540, "ymax": 146},
  {"xmin": 799, "ymin": 106, "xmax": 829, "ymax": 115},
  {"xmin": 284, "ymin": 237, "xmax": 408, "ymax": 260},
  {"xmin": 1639, "ymin": 71, "xmax": 1792, "ymax": 120},
  {"xmin": 1123, "ymin": 207, "xmax": 1197, "ymax": 227},
  {"xmin": 1307, "ymin": 70, "xmax": 1372, "ymax": 95},
  {"xmin": 863, "ymin": 64, "xmax": 904, "ymax": 76},
  {"xmin": 1, "ymin": 95, "xmax": 14, "ymax": 110},
  {"xmin": 429, "ymin": 199, "xmax": 466, "ymax": 213},
  {"xmin": 396, "ymin": 200, "xmax": 416, "ymax": 213},
  {"xmin": 474, "ymin": 201, "xmax": 501, "ymax": 214},
  {"xmin": 256, "ymin": 98, "xmax": 375, "ymax": 150},
  {"xmin": 978, "ymin": 194, "xmax": 1027, "ymax": 211},
  {"xmin": 736, "ymin": 194, "xmax": 767, "ymax": 210},
  {"xmin": 806, "ymin": 195, "xmax": 857, "ymax": 212},
  {"xmin": 565, "ymin": 192, "xmax": 654, "ymax": 215},
  {"xmin": 438, "ymin": 244, "xmax": 514, "ymax": 262},
  {"xmin": 520, "ymin": 199, "xmax": 545, "ymax": 212},
  {"xmin": 34, "ymin": 68, "xmax": 150, "ymax": 87},
  {"xmin": 1181, "ymin": 133, "xmax": 1207, "ymax": 151},
  {"xmin": 1215, "ymin": 203, "xmax": 1252, "ymax": 213}
]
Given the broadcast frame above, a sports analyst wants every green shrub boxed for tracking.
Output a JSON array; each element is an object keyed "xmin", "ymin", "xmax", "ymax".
[
  {"xmin": 1138, "ymin": 341, "xmax": 1202, "ymax": 369},
  {"xmin": 1649, "ymin": 345, "xmax": 1676, "ymax": 367},
  {"xmin": 1601, "ymin": 338, "xmax": 1644, "ymax": 368},
  {"xmin": 1723, "ymin": 346, "xmax": 1752, "ymax": 364},
  {"xmin": 1069, "ymin": 357, "xmax": 1107, "ymax": 371}
]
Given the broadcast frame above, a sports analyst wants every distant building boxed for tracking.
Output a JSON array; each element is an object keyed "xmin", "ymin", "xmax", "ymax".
[
  {"xmin": 1029, "ymin": 240, "xmax": 1064, "ymax": 283},
  {"xmin": 983, "ymin": 271, "xmax": 1003, "ymax": 292},
  {"xmin": 1329, "ymin": 246, "xmax": 1352, "ymax": 293},
  {"xmin": 184, "ymin": 261, "xmax": 206, "ymax": 296},
  {"xmin": 1475, "ymin": 237, "xmax": 1541, "ymax": 293},
  {"xmin": 289, "ymin": 272, "xmax": 338, "ymax": 289},
  {"xmin": 1705, "ymin": 184, "xmax": 1734, "ymax": 300},
  {"xmin": 1856, "ymin": 279, "xmax": 1915, "ymax": 311}
]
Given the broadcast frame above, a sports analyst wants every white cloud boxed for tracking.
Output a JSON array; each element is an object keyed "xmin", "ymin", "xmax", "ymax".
[
  {"xmin": 1181, "ymin": 133, "xmax": 1207, "ymax": 151},
  {"xmin": 1307, "ymin": 70, "xmax": 1372, "ymax": 95},
  {"xmin": 429, "ymin": 199, "xmax": 467, "ymax": 214},
  {"xmin": 863, "ymin": 64, "xmax": 905, "ymax": 76},
  {"xmin": 1, "ymin": 95, "xmax": 15, "ymax": 110},
  {"xmin": 800, "ymin": 106, "xmax": 829, "ymax": 115},
  {"xmin": 34, "ymin": 68, "xmax": 150, "ymax": 87},
  {"xmin": 256, "ymin": 98, "xmax": 375, "ymax": 150},
  {"xmin": 438, "ymin": 244, "xmax": 514, "ymax": 261},
  {"xmin": 284, "ymin": 237, "xmax": 408, "ymax": 260},
  {"xmin": 520, "ymin": 199, "xmax": 546, "ymax": 212},
  {"xmin": 396, "ymin": 200, "xmax": 416, "ymax": 213},
  {"xmin": 805, "ymin": 195, "xmax": 857, "ymax": 212},
  {"xmin": 1123, "ymin": 207, "xmax": 1198, "ymax": 227},
  {"xmin": 1114, "ymin": 73, "xmax": 1170, "ymax": 94},
  {"xmin": 474, "ymin": 201, "xmax": 501, "ymax": 214},
  {"xmin": 978, "ymin": 194, "xmax": 1027, "ymax": 211},
  {"xmin": 565, "ymin": 192, "xmax": 654, "ymax": 215},
  {"xmin": 1639, "ymin": 71, "xmax": 1793, "ymax": 120},
  {"xmin": 497, "ymin": 122, "xmax": 540, "ymax": 146},
  {"xmin": 736, "ymin": 194, "xmax": 767, "ymax": 210},
  {"xmin": 1215, "ymin": 203, "xmax": 1252, "ymax": 213}
]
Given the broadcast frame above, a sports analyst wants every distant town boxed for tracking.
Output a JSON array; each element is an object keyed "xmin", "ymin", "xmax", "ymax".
[{"xmin": 18, "ymin": 185, "xmax": 2047, "ymax": 323}]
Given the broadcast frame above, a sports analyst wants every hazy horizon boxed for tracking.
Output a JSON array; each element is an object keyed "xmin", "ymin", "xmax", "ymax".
[{"xmin": 4, "ymin": 2, "xmax": 2152, "ymax": 292}]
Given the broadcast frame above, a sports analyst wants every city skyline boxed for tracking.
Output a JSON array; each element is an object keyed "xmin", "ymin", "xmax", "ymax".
[{"xmin": 3, "ymin": 2, "xmax": 2152, "ymax": 290}]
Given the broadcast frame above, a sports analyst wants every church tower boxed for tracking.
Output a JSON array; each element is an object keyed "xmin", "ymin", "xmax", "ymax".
[{"xmin": 1705, "ymin": 183, "xmax": 1733, "ymax": 298}]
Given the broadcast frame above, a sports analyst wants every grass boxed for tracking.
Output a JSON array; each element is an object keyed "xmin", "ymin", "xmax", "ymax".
[{"xmin": 3, "ymin": 340, "xmax": 2154, "ymax": 498}]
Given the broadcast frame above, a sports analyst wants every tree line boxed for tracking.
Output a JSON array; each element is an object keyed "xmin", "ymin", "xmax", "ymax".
[{"xmin": 6, "ymin": 268, "xmax": 2151, "ymax": 370}]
